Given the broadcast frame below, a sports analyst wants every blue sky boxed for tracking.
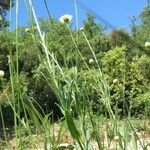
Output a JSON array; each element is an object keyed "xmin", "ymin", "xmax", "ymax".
[{"xmin": 8, "ymin": 0, "xmax": 147, "ymax": 31}]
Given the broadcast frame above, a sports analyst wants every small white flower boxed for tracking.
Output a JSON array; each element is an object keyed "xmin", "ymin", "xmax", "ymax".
[
  {"xmin": 145, "ymin": 41, "xmax": 150, "ymax": 48},
  {"xmin": 114, "ymin": 136, "xmax": 119, "ymax": 140},
  {"xmin": 7, "ymin": 55, "xmax": 11, "ymax": 64},
  {"xmin": 89, "ymin": 59, "xmax": 94, "ymax": 64},
  {"xmin": 80, "ymin": 27, "xmax": 84, "ymax": 31},
  {"xmin": 0, "ymin": 70, "xmax": 4, "ymax": 77},
  {"xmin": 25, "ymin": 28, "xmax": 30, "ymax": 32},
  {"xmin": 59, "ymin": 14, "xmax": 72, "ymax": 24},
  {"xmin": 113, "ymin": 79, "xmax": 118, "ymax": 83}
]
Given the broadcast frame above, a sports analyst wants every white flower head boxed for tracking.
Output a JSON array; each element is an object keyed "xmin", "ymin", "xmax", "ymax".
[
  {"xmin": 80, "ymin": 27, "xmax": 84, "ymax": 31},
  {"xmin": 145, "ymin": 41, "xmax": 150, "ymax": 48},
  {"xmin": 59, "ymin": 14, "xmax": 72, "ymax": 24},
  {"xmin": 89, "ymin": 59, "xmax": 94, "ymax": 64},
  {"xmin": 25, "ymin": 28, "xmax": 30, "ymax": 32},
  {"xmin": 0, "ymin": 70, "xmax": 4, "ymax": 77},
  {"xmin": 113, "ymin": 79, "xmax": 118, "ymax": 83},
  {"xmin": 7, "ymin": 55, "xmax": 11, "ymax": 64},
  {"xmin": 114, "ymin": 136, "xmax": 119, "ymax": 140}
]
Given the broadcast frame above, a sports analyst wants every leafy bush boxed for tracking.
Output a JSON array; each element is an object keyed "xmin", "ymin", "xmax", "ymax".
[{"xmin": 101, "ymin": 46, "xmax": 150, "ymax": 115}]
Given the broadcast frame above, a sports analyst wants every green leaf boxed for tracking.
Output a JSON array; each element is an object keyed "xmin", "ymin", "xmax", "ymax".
[
  {"xmin": 25, "ymin": 104, "xmax": 40, "ymax": 127},
  {"xmin": 65, "ymin": 109, "xmax": 80, "ymax": 140},
  {"xmin": 42, "ymin": 113, "xmax": 52, "ymax": 128}
]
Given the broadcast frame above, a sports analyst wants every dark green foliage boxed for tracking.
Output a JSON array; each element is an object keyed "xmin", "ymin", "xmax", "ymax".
[
  {"xmin": 0, "ymin": 32, "xmax": 16, "ymax": 80},
  {"xmin": 0, "ymin": 103, "xmax": 14, "ymax": 126},
  {"xmin": 0, "ymin": 0, "xmax": 14, "ymax": 29}
]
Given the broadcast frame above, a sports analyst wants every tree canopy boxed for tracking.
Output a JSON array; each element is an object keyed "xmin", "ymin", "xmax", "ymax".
[{"xmin": 0, "ymin": 0, "xmax": 14, "ymax": 29}]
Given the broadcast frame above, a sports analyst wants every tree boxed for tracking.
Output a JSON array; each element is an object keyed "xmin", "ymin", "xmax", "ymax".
[
  {"xmin": 110, "ymin": 29, "xmax": 131, "ymax": 47},
  {"xmin": 83, "ymin": 13, "xmax": 105, "ymax": 38},
  {"xmin": 129, "ymin": 16, "xmax": 137, "ymax": 37},
  {"xmin": 140, "ymin": 4, "xmax": 150, "ymax": 23},
  {"xmin": 0, "ymin": 0, "xmax": 14, "ymax": 29},
  {"xmin": 135, "ymin": 1, "xmax": 150, "ymax": 44}
]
